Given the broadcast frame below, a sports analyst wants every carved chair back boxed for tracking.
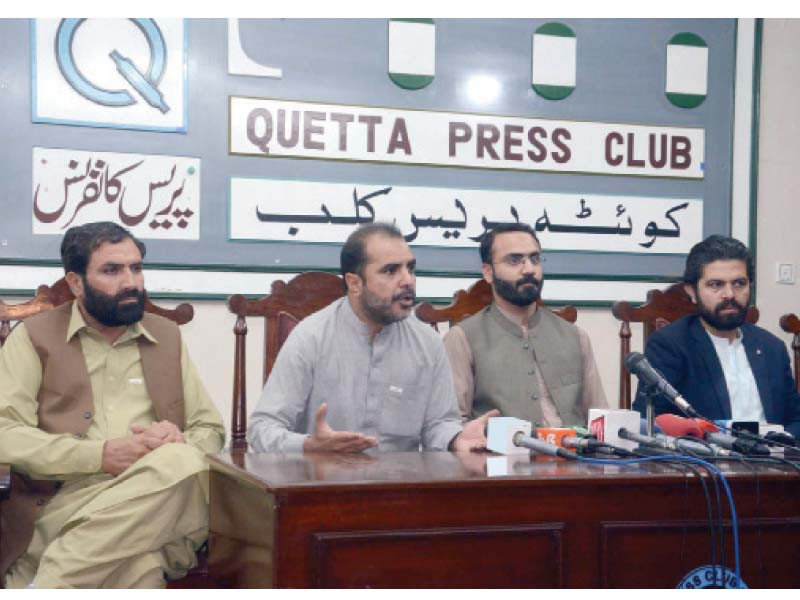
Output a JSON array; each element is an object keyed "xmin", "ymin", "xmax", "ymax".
[
  {"xmin": 0, "ymin": 277, "xmax": 193, "ymax": 347},
  {"xmin": 226, "ymin": 271, "xmax": 345, "ymax": 450},
  {"xmin": 611, "ymin": 282, "xmax": 759, "ymax": 409},
  {"xmin": 415, "ymin": 278, "xmax": 577, "ymax": 330}
]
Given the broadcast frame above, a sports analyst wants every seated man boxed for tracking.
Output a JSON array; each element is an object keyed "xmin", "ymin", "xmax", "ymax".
[
  {"xmin": 0, "ymin": 222, "xmax": 225, "ymax": 588},
  {"xmin": 633, "ymin": 235, "xmax": 800, "ymax": 437},
  {"xmin": 444, "ymin": 223, "xmax": 607, "ymax": 425},
  {"xmin": 248, "ymin": 222, "xmax": 496, "ymax": 453}
]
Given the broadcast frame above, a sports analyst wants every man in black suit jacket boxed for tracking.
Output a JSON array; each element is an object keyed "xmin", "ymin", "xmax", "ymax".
[{"xmin": 633, "ymin": 235, "xmax": 800, "ymax": 438}]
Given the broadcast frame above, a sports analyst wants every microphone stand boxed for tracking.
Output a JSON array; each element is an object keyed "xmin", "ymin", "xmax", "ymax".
[{"xmin": 641, "ymin": 384, "xmax": 660, "ymax": 437}]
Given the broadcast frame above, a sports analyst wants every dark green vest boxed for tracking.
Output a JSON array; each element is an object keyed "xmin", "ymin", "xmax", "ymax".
[{"xmin": 459, "ymin": 304, "xmax": 587, "ymax": 426}]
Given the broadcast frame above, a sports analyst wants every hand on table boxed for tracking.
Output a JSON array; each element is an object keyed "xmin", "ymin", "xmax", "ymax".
[{"xmin": 450, "ymin": 409, "xmax": 500, "ymax": 452}]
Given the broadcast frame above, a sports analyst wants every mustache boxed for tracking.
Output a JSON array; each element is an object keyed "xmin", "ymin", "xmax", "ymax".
[
  {"xmin": 392, "ymin": 287, "xmax": 416, "ymax": 302},
  {"xmin": 115, "ymin": 289, "xmax": 145, "ymax": 302},
  {"xmin": 716, "ymin": 298, "xmax": 744, "ymax": 311},
  {"xmin": 516, "ymin": 275, "xmax": 541, "ymax": 287}
]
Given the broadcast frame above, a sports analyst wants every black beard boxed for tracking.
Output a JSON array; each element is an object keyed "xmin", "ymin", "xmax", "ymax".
[
  {"xmin": 491, "ymin": 271, "xmax": 543, "ymax": 307},
  {"xmin": 83, "ymin": 280, "xmax": 145, "ymax": 327},
  {"xmin": 697, "ymin": 298, "xmax": 748, "ymax": 332}
]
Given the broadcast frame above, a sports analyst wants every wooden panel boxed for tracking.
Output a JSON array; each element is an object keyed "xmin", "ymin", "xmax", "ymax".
[
  {"xmin": 600, "ymin": 518, "xmax": 800, "ymax": 588},
  {"xmin": 312, "ymin": 524, "xmax": 563, "ymax": 588},
  {"xmin": 209, "ymin": 452, "xmax": 800, "ymax": 588}
]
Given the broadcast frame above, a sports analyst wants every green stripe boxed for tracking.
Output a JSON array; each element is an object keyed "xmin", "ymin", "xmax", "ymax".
[
  {"xmin": 388, "ymin": 72, "xmax": 434, "ymax": 90},
  {"xmin": 749, "ymin": 19, "xmax": 763, "ymax": 304},
  {"xmin": 390, "ymin": 18, "xmax": 434, "ymax": 25},
  {"xmin": 0, "ymin": 257, "xmax": 685, "ymax": 281},
  {"xmin": 0, "ymin": 289, "xmax": 671, "ymax": 307},
  {"xmin": 666, "ymin": 91, "xmax": 706, "ymax": 109},
  {"xmin": 669, "ymin": 32, "xmax": 707, "ymax": 48},
  {"xmin": 532, "ymin": 83, "xmax": 575, "ymax": 101},
  {"xmin": 536, "ymin": 23, "xmax": 575, "ymax": 38}
]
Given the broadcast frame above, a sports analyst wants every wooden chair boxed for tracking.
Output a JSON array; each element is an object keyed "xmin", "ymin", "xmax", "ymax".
[
  {"xmin": 779, "ymin": 313, "xmax": 800, "ymax": 392},
  {"xmin": 0, "ymin": 277, "xmax": 202, "ymax": 588},
  {"xmin": 414, "ymin": 278, "xmax": 578, "ymax": 330},
  {"xmin": 0, "ymin": 278, "xmax": 193, "ymax": 346},
  {"xmin": 226, "ymin": 271, "xmax": 345, "ymax": 451},
  {"xmin": 611, "ymin": 282, "xmax": 760, "ymax": 410}
]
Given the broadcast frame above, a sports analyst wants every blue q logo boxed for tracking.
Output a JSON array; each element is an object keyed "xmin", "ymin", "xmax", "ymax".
[{"xmin": 55, "ymin": 18, "xmax": 170, "ymax": 113}]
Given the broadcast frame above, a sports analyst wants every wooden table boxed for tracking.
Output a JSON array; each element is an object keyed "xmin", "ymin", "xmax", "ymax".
[{"xmin": 208, "ymin": 451, "xmax": 800, "ymax": 588}]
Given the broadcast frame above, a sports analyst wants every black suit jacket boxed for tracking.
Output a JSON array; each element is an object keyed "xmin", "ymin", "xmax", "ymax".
[{"xmin": 632, "ymin": 314, "xmax": 800, "ymax": 437}]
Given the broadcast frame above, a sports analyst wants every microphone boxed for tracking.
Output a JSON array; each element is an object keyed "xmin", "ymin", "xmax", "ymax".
[
  {"xmin": 625, "ymin": 352, "xmax": 699, "ymax": 417},
  {"xmin": 536, "ymin": 427, "xmax": 576, "ymax": 448},
  {"xmin": 656, "ymin": 414, "xmax": 719, "ymax": 437},
  {"xmin": 512, "ymin": 432, "xmax": 577, "ymax": 460},
  {"xmin": 618, "ymin": 427, "xmax": 738, "ymax": 458},
  {"xmin": 562, "ymin": 435, "xmax": 602, "ymax": 450},
  {"xmin": 486, "ymin": 417, "xmax": 532, "ymax": 456},
  {"xmin": 486, "ymin": 417, "xmax": 576, "ymax": 459},
  {"xmin": 705, "ymin": 431, "xmax": 770, "ymax": 457},
  {"xmin": 764, "ymin": 430, "xmax": 796, "ymax": 447},
  {"xmin": 588, "ymin": 409, "xmax": 642, "ymax": 451}
]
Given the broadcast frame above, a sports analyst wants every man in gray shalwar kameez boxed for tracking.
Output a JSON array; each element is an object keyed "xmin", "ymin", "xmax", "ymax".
[{"xmin": 248, "ymin": 223, "xmax": 497, "ymax": 454}]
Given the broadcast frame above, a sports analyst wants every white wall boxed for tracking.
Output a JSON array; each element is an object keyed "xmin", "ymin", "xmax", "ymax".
[{"xmin": 755, "ymin": 19, "xmax": 800, "ymax": 348}]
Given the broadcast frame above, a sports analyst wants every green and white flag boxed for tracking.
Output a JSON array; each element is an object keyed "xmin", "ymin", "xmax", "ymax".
[
  {"xmin": 388, "ymin": 19, "xmax": 435, "ymax": 90},
  {"xmin": 531, "ymin": 22, "xmax": 576, "ymax": 101},
  {"xmin": 665, "ymin": 33, "xmax": 708, "ymax": 108}
]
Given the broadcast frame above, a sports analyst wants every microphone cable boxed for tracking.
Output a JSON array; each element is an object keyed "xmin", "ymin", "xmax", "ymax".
[
  {"xmin": 570, "ymin": 453, "xmax": 744, "ymax": 587},
  {"xmin": 664, "ymin": 438, "xmax": 726, "ymax": 587},
  {"xmin": 581, "ymin": 443, "xmax": 719, "ymax": 580}
]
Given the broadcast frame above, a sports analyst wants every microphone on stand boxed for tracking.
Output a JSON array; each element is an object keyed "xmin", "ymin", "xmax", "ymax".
[{"xmin": 625, "ymin": 352, "xmax": 700, "ymax": 417}]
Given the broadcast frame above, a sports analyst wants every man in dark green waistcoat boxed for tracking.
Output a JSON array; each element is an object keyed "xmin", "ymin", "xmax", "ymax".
[{"xmin": 443, "ymin": 223, "xmax": 607, "ymax": 428}]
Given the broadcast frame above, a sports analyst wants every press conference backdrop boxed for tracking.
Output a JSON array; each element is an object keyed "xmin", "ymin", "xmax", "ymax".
[{"xmin": 0, "ymin": 19, "xmax": 756, "ymax": 302}]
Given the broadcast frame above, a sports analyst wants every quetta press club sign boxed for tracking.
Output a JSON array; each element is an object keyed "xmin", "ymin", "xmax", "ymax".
[{"xmin": 229, "ymin": 96, "xmax": 705, "ymax": 179}]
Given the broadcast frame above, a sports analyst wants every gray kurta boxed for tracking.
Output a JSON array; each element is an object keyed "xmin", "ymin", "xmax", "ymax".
[{"xmin": 248, "ymin": 297, "xmax": 463, "ymax": 453}]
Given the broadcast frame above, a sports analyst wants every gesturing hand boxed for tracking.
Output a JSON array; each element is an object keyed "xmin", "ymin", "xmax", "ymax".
[{"xmin": 303, "ymin": 403, "xmax": 378, "ymax": 453}]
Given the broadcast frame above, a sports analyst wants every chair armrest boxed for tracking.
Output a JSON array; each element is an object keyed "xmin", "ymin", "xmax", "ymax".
[{"xmin": 0, "ymin": 463, "xmax": 10, "ymax": 501}]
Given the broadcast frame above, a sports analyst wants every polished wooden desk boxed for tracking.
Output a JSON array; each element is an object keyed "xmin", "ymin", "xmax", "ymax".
[{"xmin": 208, "ymin": 451, "xmax": 800, "ymax": 588}]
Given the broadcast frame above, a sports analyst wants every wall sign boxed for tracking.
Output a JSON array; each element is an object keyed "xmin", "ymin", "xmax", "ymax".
[
  {"xmin": 230, "ymin": 96, "xmax": 705, "ymax": 179},
  {"xmin": 229, "ymin": 177, "xmax": 702, "ymax": 254},
  {"xmin": 32, "ymin": 18, "xmax": 188, "ymax": 132},
  {"xmin": 33, "ymin": 147, "xmax": 200, "ymax": 239}
]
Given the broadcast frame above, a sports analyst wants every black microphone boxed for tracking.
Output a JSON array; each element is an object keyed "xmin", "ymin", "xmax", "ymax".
[
  {"xmin": 618, "ymin": 427, "xmax": 736, "ymax": 458},
  {"xmin": 705, "ymin": 431, "xmax": 770, "ymax": 457},
  {"xmin": 625, "ymin": 352, "xmax": 699, "ymax": 417},
  {"xmin": 562, "ymin": 435, "xmax": 606, "ymax": 451},
  {"xmin": 563, "ymin": 435, "xmax": 638, "ymax": 457},
  {"xmin": 512, "ymin": 432, "xmax": 577, "ymax": 460}
]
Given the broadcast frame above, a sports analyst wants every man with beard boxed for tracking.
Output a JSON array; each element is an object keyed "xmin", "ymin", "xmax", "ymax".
[
  {"xmin": 443, "ymin": 223, "xmax": 607, "ymax": 425},
  {"xmin": 633, "ymin": 235, "xmax": 800, "ymax": 436},
  {"xmin": 0, "ymin": 221, "xmax": 225, "ymax": 588},
  {"xmin": 248, "ymin": 222, "xmax": 497, "ymax": 453}
]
